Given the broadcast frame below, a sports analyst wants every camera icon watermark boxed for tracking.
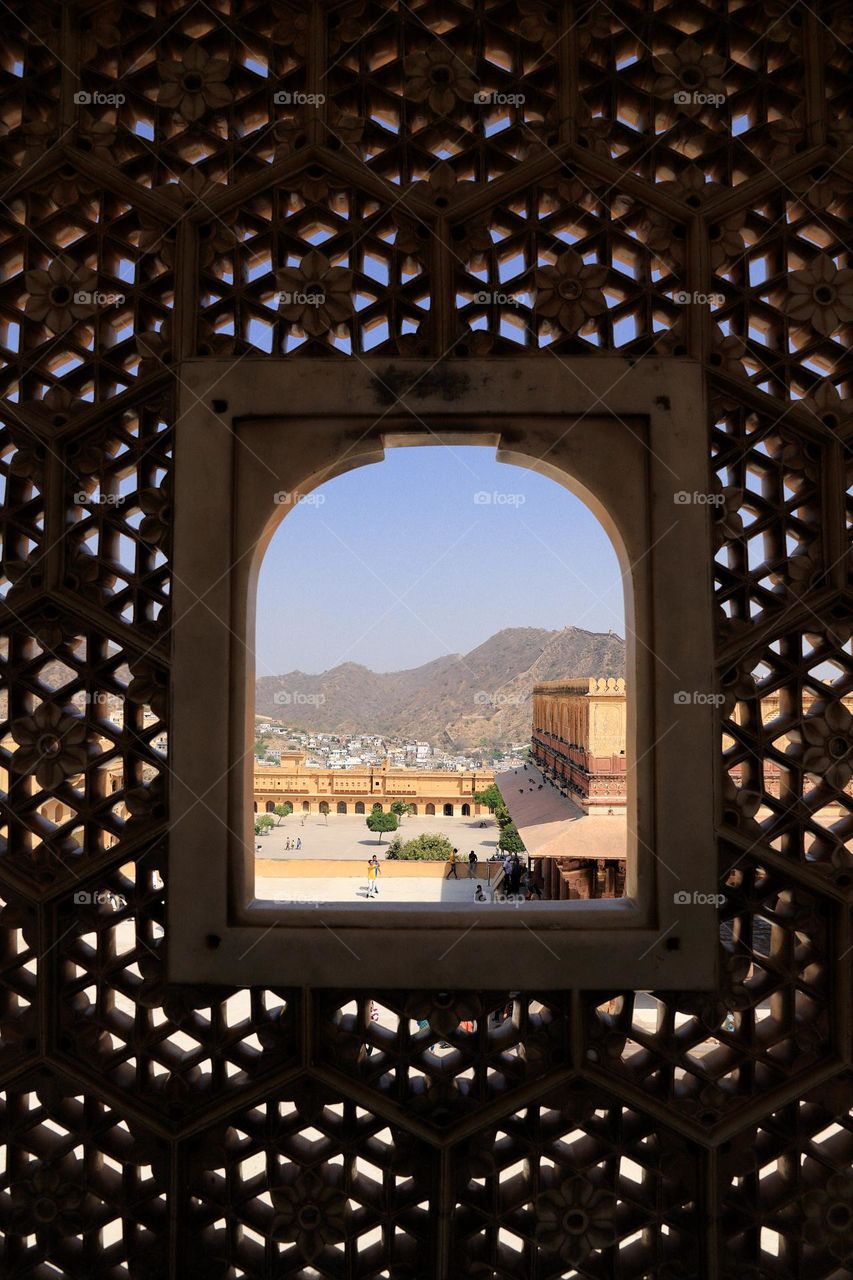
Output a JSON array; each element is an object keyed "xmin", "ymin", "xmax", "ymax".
[
  {"xmin": 273, "ymin": 491, "xmax": 326, "ymax": 507},
  {"xmin": 473, "ymin": 490, "xmax": 526, "ymax": 506},
  {"xmin": 274, "ymin": 690, "xmax": 326, "ymax": 706},
  {"xmin": 673, "ymin": 91, "xmax": 725, "ymax": 107},
  {"xmin": 83, "ymin": 691, "xmax": 111, "ymax": 706},
  {"xmin": 273, "ymin": 90, "xmax": 325, "ymax": 105},
  {"xmin": 673, "ymin": 890, "xmax": 726, "ymax": 906},
  {"xmin": 73, "ymin": 290, "xmax": 125, "ymax": 308},
  {"xmin": 73, "ymin": 889, "xmax": 127, "ymax": 909},
  {"xmin": 473, "ymin": 90, "xmax": 526, "ymax": 106},
  {"xmin": 275, "ymin": 290, "xmax": 326, "ymax": 308},
  {"xmin": 673, "ymin": 690, "xmax": 726, "ymax": 707},
  {"xmin": 74, "ymin": 491, "xmax": 126, "ymax": 506},
  {"xmin": 673, "ymin": 490, "xmax": 725, "ymax": 506},
  {"xmin": 472, "ymin": 289, "xmax": 521, "ymax": 307},
  {"xmin": 73, "ymin": 90, "xmax": 126, "ymax": 106},
  {"xmin": 672, "ymin": 290, "xmax": 725, "ymax": 307}
]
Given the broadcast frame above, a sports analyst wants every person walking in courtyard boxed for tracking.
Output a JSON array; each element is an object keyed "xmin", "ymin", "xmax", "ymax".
[
  {"xmin": 296, "ymin": 837, "xmax": 301, "ymax": 851},
  {"xmin": 446, "ymin": 848, "xmax": 458, "ymax": 879},
  {"xmin": 367, "ymin": 855, "xmax": 381, "ymax": 897},
  {"xmin": 509, "ymin": 856, "xmax": 523, "ymax": 895},
  {"xmin": 468, "ymin": 850, "xmax": 478, "ymax": 878}
]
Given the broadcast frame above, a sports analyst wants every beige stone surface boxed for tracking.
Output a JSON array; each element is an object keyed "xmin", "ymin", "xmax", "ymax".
[{"xmin": 495, "ymin": 763, "xmax": 627, "ymax": 861}]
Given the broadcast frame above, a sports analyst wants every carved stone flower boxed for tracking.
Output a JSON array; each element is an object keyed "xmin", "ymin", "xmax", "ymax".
[
  {"xmin": 535, "ymin": 249, "xmax": 608, "ymax": 334},
  {"xmin": 272, "ymin": 5, "xmax": 311, "ymax": 57},
  {"xmin": 8, "ymin": 430, "xmax": 47, "ymax": 484},
  {"xmin": 124, "ymin": 775, "xmax": 167, "ymax": 827},
  {"xmin": 407, "ymin": 991, "xmax": 480, "ymax": 1039},
  {"xmin": 32, "ymin": 607, "xmax": 80, "ymax": 653},
  {"xmin": 136, "ymin": 322, "xmax": 173, "ymax": 376},
  {"xmin": 270, "ymin": 1170, "xmax": 348, "ymax": 1260},
  {"xmin": 721, "ymin": 775, "xmax": 762, "ymax": 835},
  {"xmin": 709, "ymin": 326, "xmax": 747, "ymax": 379},
  {"xmin": 800, "ymin": 380, "xmax": 853, "ymax": 434},
  {"xmin": 653, "ymin": 39, "xmax": 726, "ymax": 116},
  {"xmin": 657, "ymin": 164, "xmax": 723, "ymax": 209},
  {"xmin": 763, "ymin": 0, "xmax": 805, "ymax": 48},
  {"xmin": 802, "ymin": 1171, "xmax": 853, "ymax": 1262},
  {"xmin": 403, "ymin": 47, "xmax": 478, "ymax": 115},
  {"xmin": 534, "ymin": 1175, "xmax": 617, "ymax": 1263},
  {"xmin": 139, "ymin": 484, "xmax": 171, "ymax": 546},
  {"xmin": 719, "ymin": 662, "xmax": 756, "ymax": 714},
  {"xmin": 707, "ymin": 213, "xmax": 746, "ymax": 270},
  {"xmin": 792, "ymin": 166, "xmax": 851, "ymax": 214},
  {"xmin": 28, "ymin": 385, "xmax": 87, "ymax": 432},
  {"xmin": 786, "ymin": 254, "xmax": 853, "ymax": 338},
  {"xmin": 50, "ymin": 164, "xmax": 97, "ymax": 209},
  {"xmin": 517, "ymin": 0, "xmax": 558, "ymax": 46},
  {"xmin": 764, "ymin": 108, "xmax": 805, "ymax": 163},
  {"xmin": 157, "ymin": 46, "xmax": 232, "ymax": 122},
  {"xmin": 11, "ymin": 1165, "xmax": 85, "ymax": 1237},
  {"xmin": 65, "ymin": 551, "xmax": 115, "ymax": 598},
  {"xmin": 779, "ymin": 544, "xmax": 822, "ymax": 594},
  {"xmin": 24, "ymin": 256, "xmax": 97, "ymax": 334},
  {"xmin": 76, "ymin": 114, "xmax": 118, "ymax": 166},
  {"xmin": 449, "ymin": 215, "xmax": 492, "ymax": 268},
  {"xmin": 275, "ymin": 250, "xmax": 353, "ymax": 337},
  {"xmin": 712, "ymin": 486, "xmax": 745, "ymax": 542},
  {"xmin": 325, "ymin": 108, "xmax": 365, "ymax": 156},
  {"xmin": 790, "ymin": 701, "xmax": 853, "ymax": 790},
  {"xmin": 127, "ymin": 660, "xmax": 169, "ymax": 720},
  {"xmin": 273, "ymin": 111, "xmax": 310, "ymax": 159},
  {"xmin": 11, "ymin": 704, "xmax": 89, "ymax": 790}
]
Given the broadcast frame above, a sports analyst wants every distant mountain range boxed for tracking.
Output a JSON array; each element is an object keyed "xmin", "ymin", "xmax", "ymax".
[{"xmin": 255, "ymin": 626, "xmax": 625, "ymax": 749}]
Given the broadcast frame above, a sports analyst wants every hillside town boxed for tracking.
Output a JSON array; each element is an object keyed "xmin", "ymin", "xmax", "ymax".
[{"xmin": 254, "ymin": 722, "xmax": 529, "ymax": 774}]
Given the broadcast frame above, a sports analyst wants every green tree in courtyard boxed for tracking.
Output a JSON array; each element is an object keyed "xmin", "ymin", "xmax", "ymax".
[
  {"xmin": 319, "ymin": 801, "xmax": 330, "ymax": 824},
  {"xmin": 497, "ymin": 822, "xmax": 526, "ymax": 855},
  {"xmin": 473, "ymin": 783, "xmax": 504, "ymax": 813},
  {"xmin": 389, "ymin": 832, "xmax": 454, "ymax": 861},
  {"xmin": 366, "ymin": 811, "xmax": 399, "ymax": 844},
  {"xmin": 273, "ymin": 802, "xmax": 293, "ymax": 825},
  {"xmin": 254, "ymin": 815, "xmax": 275, "ymax": 836},
  {"xmin": 391, "ymin": 800, "xmax": 413, "ymax": 824}
]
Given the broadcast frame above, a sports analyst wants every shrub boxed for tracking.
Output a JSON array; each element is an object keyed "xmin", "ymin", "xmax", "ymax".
[{"xmin": 393, "ymin": 832, "xmax": 455, "ymax": 861}]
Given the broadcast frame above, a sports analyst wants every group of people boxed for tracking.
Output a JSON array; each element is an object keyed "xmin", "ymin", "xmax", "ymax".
[
  {"xmin": 444, "ymin": 849, "xmax": 479, "ymax": 879},
  {"xmin": 283, "ymin": 837, "xmax": 302, "ymax": 851},
  {"xmin": 363, "ymin": 848, "xmax": 542, "ymax": 902}
]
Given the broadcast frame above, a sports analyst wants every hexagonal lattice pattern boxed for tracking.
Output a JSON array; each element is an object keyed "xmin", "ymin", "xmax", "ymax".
[{"xmin": 0, "ymin": 1, "xmax": 851, "ymax": 1276}]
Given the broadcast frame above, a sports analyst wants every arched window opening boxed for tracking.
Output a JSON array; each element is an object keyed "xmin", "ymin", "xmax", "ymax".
[{"xmin": 251, "ymin": 446, "xmax": 628, "ymax": 906}]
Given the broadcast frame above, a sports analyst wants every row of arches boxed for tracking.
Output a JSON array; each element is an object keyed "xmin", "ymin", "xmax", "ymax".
[{"xmin": 252, "ymin": 800, "xmax": 472, "ymax": 816}]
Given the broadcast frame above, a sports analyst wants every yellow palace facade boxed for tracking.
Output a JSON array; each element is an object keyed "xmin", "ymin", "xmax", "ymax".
[{"xmin": 253, "ymin": 752, "xmax": 495, "ymax": 817}]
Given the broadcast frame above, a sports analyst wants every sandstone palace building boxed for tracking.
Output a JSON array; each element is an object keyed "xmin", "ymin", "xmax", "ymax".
[
  {"xmin": 531, "ymin": 678, "xmax": 627, "ymax": 815},
  {"xmin": 253, "ymin": 752, "xmax": 495, "ymax": 817}
]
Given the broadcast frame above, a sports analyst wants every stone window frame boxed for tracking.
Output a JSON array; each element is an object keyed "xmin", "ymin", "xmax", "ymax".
[{"xmin": 169, "ymin": 356, "xmax": 718, "ymax": 989}]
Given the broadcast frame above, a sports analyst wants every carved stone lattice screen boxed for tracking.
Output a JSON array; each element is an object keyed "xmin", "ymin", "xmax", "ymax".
[{"xmin": 0, "ymin": 1, "xmax": 851, "ymax": 1277}]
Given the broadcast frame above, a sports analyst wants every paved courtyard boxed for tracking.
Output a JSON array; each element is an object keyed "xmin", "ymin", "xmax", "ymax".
[
  {"xmin": 254, "ymin": 811, "xmax": 501, "ymax": 861},
  {"xmin": 255, "ymin": 874, "xmax": 541, "ymax": 904}
]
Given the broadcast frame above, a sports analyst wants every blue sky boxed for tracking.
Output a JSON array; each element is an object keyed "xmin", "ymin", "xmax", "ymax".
[{"xmin": 255, "ymin": 446, "xmax": 625, "ymax": 675}]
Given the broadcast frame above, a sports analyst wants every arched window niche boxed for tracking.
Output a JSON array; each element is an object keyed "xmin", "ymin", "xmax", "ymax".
[{"xmin": 170, "ymin": 357, "xmax": 717, "ymax": 990}]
